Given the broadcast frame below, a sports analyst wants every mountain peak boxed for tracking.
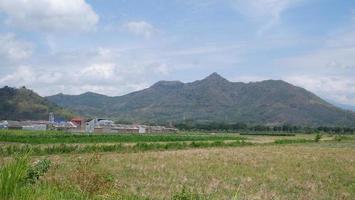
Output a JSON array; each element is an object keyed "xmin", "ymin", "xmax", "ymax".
[{"xmin": 202, "ymin": 72, "xmax": 228, "ymax": 82}]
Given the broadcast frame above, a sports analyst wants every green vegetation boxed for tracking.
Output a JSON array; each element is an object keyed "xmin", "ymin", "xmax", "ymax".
[
  {"xmin": 240, "ymin": 132, "xmax": 295, "ymax": 136},
  {"xmin": 314, "ymin": 133, "xmax": 322, "ymax": 142},
  {"xmin": 25, "ymin": 158, "xmax": 51, "ymax": 184},
  {"xmin": 0, "ymin": 140, "xmax": 249, "ymax": 156},
  {"xmin": 0, "ymin": 86, "xmax": 73, "ymax": 120},
  {"xmin": 0, "ymin": 154, "xmax": 29, "ymax": 199},
  {"xmin": 274, "ymin": 139, "xmax": 314, "ymax": 144},
  {"xmin": 0, "ymin": 154, "xmax": 88, "ymax": 200},
  {"xmin": 0, "ymin": 130, "xmax": 245, "ymax": 144},
  {"xmin": 175, "ymin": 123, "xmax": 355, "ymax": 134}
]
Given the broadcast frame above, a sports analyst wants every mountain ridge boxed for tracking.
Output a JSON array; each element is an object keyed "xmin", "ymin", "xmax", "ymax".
[{"xmin": 47, "ymin": 73, "xmax": 355, "ymax": 127}]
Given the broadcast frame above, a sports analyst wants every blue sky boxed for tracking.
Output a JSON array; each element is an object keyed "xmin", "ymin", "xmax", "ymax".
[{"xmin": 0, "ymin": 0, "xmax": 355, "ymax": 106}]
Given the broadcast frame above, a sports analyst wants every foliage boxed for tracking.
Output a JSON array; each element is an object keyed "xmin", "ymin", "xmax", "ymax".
[
  {"xmin": 0, "ymin": 86, "xmax": 73, "ymax": 120},
  {"xmin": 176, "ymin": 123, "xmax": 355, "ymax": 134},
  {"xmin": 314, "ymin": 133, "xmax": 322, "ymax": 142},
  {"xmin": 25, "ymin": 159, "xmax": 51, "ymax": 184}
]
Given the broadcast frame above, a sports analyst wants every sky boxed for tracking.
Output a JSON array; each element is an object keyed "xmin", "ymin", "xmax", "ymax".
[{"xmin": 0, "ymin": 0, "xmax": 355, "ymax": 106}]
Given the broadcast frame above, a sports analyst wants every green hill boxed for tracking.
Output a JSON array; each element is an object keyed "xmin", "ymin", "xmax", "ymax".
[
  {"xmin": 0, "ymin": 86, "xmax": 73, "ymax": 120},
  {"xmin": 47, "ymin": 73, "xmax": 355, "ymax": 127}
]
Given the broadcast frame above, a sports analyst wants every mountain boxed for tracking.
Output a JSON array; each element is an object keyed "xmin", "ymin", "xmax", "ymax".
[
  {"xmin": 326, "ymin": 99, "xmax": 355, "ymax": 112},
  {"xmin": 338, "ymin": 104, "xmax": 355, "ymax": 112},
  {"xmin": 0, "ymin": 86, "xmax": 73, "ymax": 121},
  {"xmin": 47, "ymin": 73, "xmax": 355, "ymax": 127}
]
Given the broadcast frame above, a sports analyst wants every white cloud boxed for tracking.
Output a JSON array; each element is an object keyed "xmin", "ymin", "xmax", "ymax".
[
  {"xmin": 232, "ymin": 0, "xmax": 302, "ymax": 19},
  {"xmin": 0, "ymin": 0, "xmax": 99, "ymax": 32},
  {"xmin": 285, "ymin": 75, "xmax": 355, "ymax": 105},
  {"xmin": 0, "ymin": 47, "xmax": 171, "ymax": 96},
  {"xmin": 0, "ymin": 33, "xmax": 33, "ymax": 63},
  {"xmin": 230, "ymin": 0, "xmax": 304, "ymax": 34},
  {"xmin": 122, "ymin": 21, "xmax": 158, "ymax": 38},
  {"xmin": 81, "ymin": 63, "xmax": 116, "ymax": 80},
  {"xmin": 231, "ymin": 75, "xmax": 270, "ymax": 83},
  {"xmin": 0, "ymin": 66, "xmax": 35, "ymax": 85},
  {"xmin": 278, "ymin": 47, "xmax": 355, "ymax": 69},
  {"xmin": 277, "ymin": 18, "xmax": 355, "ymax": 69}
]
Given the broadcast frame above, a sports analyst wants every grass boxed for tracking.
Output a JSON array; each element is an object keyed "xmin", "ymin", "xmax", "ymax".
[
  {"xmin": 43, "ymin": 140, "xmax": 355, "ymax": 199},
  {"xmin": 274, "ymin": 138, "xmax": 315, "ymax": 144},
  {"xmin": 0, "ymin": 153, "xmax": 29, "ymax": 199},
  {"xmin": 240, "ymin": 131, "xmax": 296, "ymax": 136},
  {"xmin": 0, "ymin": 131, "xmax": 354, "ymax": 199},
  {"xmin": 0, "ymin": 130, "xmax": 244, "ymax": 144},
  {"xmin": 0, "ymin": 140, "xmax": 250, "ymax": 156},
  {"xmin": 0, "ymin": 153, "xmax": 89, "ymax": 200}
]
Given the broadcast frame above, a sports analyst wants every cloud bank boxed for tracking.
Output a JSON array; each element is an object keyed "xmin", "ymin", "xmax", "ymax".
[{"xmin": 0, "ymin": 0, "xmax": 99, "ymax": 32}]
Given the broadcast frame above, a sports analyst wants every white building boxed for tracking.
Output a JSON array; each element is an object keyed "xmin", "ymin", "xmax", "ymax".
[{"xmin": 0, "ymin": 121, "xmax": 8, "ymax": 129}]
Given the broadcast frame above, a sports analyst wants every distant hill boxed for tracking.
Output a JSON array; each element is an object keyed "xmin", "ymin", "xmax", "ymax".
[
  {"xmin": 47, "ymin": 73, "xmax": 355, "ymax": 127},
  {"xmin": 0, "ymin": 86, "xmax": 73, "ymax": 120},
  {"xmin": 327, "ymin": 100, "xmax": 355, "ymax": 112}
]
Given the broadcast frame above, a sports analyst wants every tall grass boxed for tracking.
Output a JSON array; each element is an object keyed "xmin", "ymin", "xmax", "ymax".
[{"xmin": 0, "ymin": 154, "xmax": 29, "ymax": 199}]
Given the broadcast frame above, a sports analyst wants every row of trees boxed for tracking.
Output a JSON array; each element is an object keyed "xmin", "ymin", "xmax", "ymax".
[{"xmin": 174, "ymin": 122, "xmax": 355, "ymax": 134}]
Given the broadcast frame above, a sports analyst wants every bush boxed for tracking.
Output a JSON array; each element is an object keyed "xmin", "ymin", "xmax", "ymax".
[
  {"xmin": 25, "ymin": 159, "xmax": 51, "ymax": 184},
  {"xmin": 314, "ymin": 134, "xmax": 322, "ymax": 142}
]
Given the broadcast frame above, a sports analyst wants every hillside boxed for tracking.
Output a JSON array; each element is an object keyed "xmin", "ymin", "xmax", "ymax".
[
  {"xmin": 47, "ymin": 73, "xmax": 355, "ymax": 127},
  {"xmin": 0, "ymin": 86, "xmax": 73, "ymax": 120}
]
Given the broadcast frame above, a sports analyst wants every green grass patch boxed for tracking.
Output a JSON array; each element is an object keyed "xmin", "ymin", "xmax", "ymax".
[
  {"xmin": 0, "ymin": 130, "xmax": 244, "ymax": 144},
  {"xmin": 0, "ymin": 140, "xmax": 250, "ymax": 156},
  {"xmin": 274, "ymin": 139, "xmax": 315, "ymax": 144},
  {"xmin": 240, "ymin": 132, "xmax": 296, "ymax": 136}
]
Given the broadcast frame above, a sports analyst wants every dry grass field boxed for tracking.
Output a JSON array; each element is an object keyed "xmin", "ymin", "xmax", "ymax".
[
  {"xmin": 1, "ymin": 132, "xmax": 354, "ymax": 199},
  {"xmin": 44, "ymin": 139, "xmax": 355, "ymax": 200}
]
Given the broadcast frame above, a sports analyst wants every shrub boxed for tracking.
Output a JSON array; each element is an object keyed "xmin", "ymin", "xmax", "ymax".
[
  {"xmin": 25, "ymin": 159, "xmax": 51, "ymax": 184},
  {"xmin": 314, "ymin": 134, "xmax": 322, "ymax": 142}
]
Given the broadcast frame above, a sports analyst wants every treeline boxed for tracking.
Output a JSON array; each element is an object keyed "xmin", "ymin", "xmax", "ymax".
[{"xmin": 174, "ymin": 122, "xmax": 355, "ymax": 134}]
